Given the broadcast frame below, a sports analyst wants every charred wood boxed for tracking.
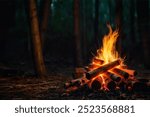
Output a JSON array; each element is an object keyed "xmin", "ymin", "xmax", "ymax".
[
  {"xmin": 84, "ymin": 64, "xmax": 100, "ymax": 71},
  {"xmin": 112, "ymin": 68, "xmax": 129, "ymax": 79},
  {"xmin": 65, "ymin": 81, "xmax": 90, "ymax": 94},
  {"xmin": 86, "ymin": 59, "xmax": 121, "ymax": 80},
  {"xmin": 105, "ymin": 78, "xmax": 116, "ymax": 91},
  {"xmin": 104, "ymin": 71, "xmax": 121, "ymax": 82},
  {"xmin": 120, "ymin": 69, "xmax": 137, "ymax": 76},
  {"xmin": 90, "ymin": 77, "xmax": 102, "ymax": 91},
  {"xmin": 64, "ymin": 77, "xmax": 87, "ymax": 89}
]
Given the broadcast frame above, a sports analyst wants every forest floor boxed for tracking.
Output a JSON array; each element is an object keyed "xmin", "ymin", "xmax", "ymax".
[
  {"xmin": 0, "ymin": 62, "xmax": 150, "ymax": 100},
  {"xmin": 0, "ymin": 63, "xmax": 73, "ymax": 99}
]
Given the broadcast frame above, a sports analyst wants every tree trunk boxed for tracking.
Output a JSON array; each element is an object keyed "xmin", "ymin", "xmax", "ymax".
[
  {"xmin": 129, "ymin": 0, "xmax": 136, "ymax": 61},
  {"xmin": 94, "ymin": 0, "xmax": 99, "ymax": 48},
  {"xmin": 115, "ymin": 0, "xmax": 123, "ymax": 55},
  {"xmin": 28, "ymin": 0, "xmax": 47, "ymax": 77},
  {"xmin": 74, "ymin": 0, "xmax": 83, "ymax": 67},
  {"xmin": 81, "ymin": 0, "xmax": 88, "ymax": 64},
  {"xmin": 41, "ymin": 0, "xmax": 51, "ymax": 48},
  {"xmin": 136, "ymin": 0, "xmax": 150, "ymax": 68}
]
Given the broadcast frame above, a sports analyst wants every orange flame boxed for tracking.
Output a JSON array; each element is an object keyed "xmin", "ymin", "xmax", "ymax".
[
  {"xmin": 90, "ymin": 24, "xmax": 124, "ymax": 90},
  {"xmin": 95, "ymin": 24, "xmax": 123, "ymax": 64}
]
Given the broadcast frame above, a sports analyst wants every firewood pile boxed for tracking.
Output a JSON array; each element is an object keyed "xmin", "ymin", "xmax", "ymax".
[
  {"xmin": 64, "ymin": 25, "xmax": 150, "ymax": 96},
  {"xmin": 64, "ymin": 58, "xmax": 150, "ymax": 95}
]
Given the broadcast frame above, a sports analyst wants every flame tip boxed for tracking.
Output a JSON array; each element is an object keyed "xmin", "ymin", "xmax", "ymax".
[{"xmin": 94, "ymin": 24, "xmax": 124, "ymax": 65}]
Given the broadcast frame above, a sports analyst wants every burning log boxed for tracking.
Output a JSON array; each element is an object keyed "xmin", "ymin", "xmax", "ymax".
[
  {"xmin": 84, "ymin": 64, "xmax": 100, "ymax": 71},
  {"xmin": 104, "ymin": 71, "xmax": 121, "ymax": 82},
  {"xmin": 90, "ymin": 75, "xmax": 117, "ymax": 91},
  {"xmin": 64, "ymin": 77, "xmax": 87, "ymax": 89},
  {"xmin": 112, "ymin": 68, "xmax": 129, "ymax": 79},
  {"xmin": 105, "ymin": 78, "xmax": 116, "ymax": 91},
  {"xmin": 119, "ymin": 68, "xmax": 137, "ymax": 76},
  {"xmin": 92, "ymin": 58, "xmax": 104, "ymax": 65},
  {"xmin": 86, "ymin": 59, "xmax": 121, "ymax": 80},
  {"xmin": 120, "ymin": 65, "xmax": 128, "ymax": 69},
  {"xmin": 64, "ymin": 79, "xmax": 81, "ymax": 89},
  {"xmin": 90, "ymin": 77, "xmax": 102, "ymax": 91},
  {"xmin": 85, "ymin": 59, "xmax": 104, "ymax": 71},
  {"xmin": 117, "ymin": 81, "xmax": 127, "ymax": 92},
  {"xmin": 65, "ymin": 81, "xmax": 90, "ymax": 94}
]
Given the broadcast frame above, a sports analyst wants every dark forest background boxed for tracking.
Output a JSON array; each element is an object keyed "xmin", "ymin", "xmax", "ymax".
[{"xmin": 0, "ymin": 0, "xmax": 149, "ymax": 77}]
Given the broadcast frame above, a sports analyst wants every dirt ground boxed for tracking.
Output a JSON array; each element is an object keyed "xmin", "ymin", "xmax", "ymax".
[
  {"xmin": 0, "ymin": 66, "xmax": 150, "ymax": 100},
  {"xmin": 0, "ymin": 68, "xmax": 71, "ymax": 100}
]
